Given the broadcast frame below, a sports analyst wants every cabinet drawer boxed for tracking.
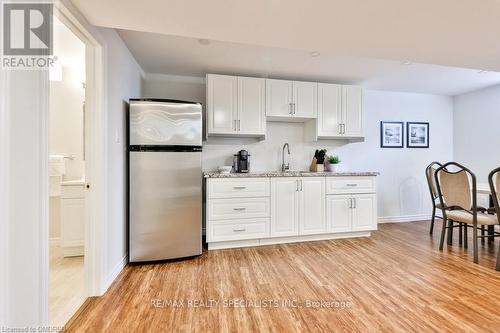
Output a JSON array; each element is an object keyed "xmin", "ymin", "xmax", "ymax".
[
  {"xmin": 326, "ymin": 177, "xmax": 375, "ymax": 194},
  {"xmin": 208, "ymin": 197, "xmax": 270, "ymax": 220},
  {"xmin": 207, "ymin": 177, "xmax": 270, "ymax": 198},
  {"xmin": 209, "ymin": 218, "xmax": 269, "ymax": 242}
]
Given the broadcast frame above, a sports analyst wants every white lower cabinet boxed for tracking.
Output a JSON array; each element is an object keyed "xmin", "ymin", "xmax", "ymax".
[
  {"xmin": 326, "ymin": 195, "xmax": 351, "ymax": 233},
  {"xmin": 299, "ymin": 178, "xmax": 326, "ymax": 235},
  {"xmin": 326, "ymin": 193, "xmax": 377, "ymax": 233},
  {"xmin": 270, "ymin": 177, "xmax": 326, "ymax": 237},
  {"xmin": 270, "ymin": 177, "xmax": 299, "ymax": 237},
  {"xmin": 206, "ymin": 176, "xmax": 377, "ymax": 249}
]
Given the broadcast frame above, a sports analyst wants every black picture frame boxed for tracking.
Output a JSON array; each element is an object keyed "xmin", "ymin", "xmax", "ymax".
[
  {"xmin": 380, "ymin": 121, "xmax": 404, "ymax": 148},
  {"xmin": 406, "ymin": 122, "xmax": 429, "ymax": 148}
]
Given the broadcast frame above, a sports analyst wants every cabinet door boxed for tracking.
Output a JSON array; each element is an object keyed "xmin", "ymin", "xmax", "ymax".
[
  {"xmin": 271, "ymin": 177, "xmax": 299, "ymax": 237},
  {"xmin": 265, "ymin": 79, "xmax": 293, "ymax": 117},
  {"xmin": 61, "ymin": 198, "xmax": 85, "ymax": 255},
  {"xmin": 342, "ymin": 85, "xmax": 363, "ymax": 137},
  {"xmin": 317, "ymin": 83, "xmax": 342, "ymax": 137},
  {"xmin": 299, "ymin": 177, "xmax": 326, "ymax": 235},
  {"xmin": 207, "ymin": 74, "xmax": 238, "ymax": 135},
  {"xmin": 351, "ymin": 194, "xmax": 377, "ymax": 232},
  {"xmin": 326, "ymin": 195, "xmax": 351, "ymax": 233},
  {"xmin": 237, "ymin": 76, "xmax": 266, "ymax": 135},
  {"xmin": 293, "ymin": 81, "xmax": 317, "ymax": 118}
]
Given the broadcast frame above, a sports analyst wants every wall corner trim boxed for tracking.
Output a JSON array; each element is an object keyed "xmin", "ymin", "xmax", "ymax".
[{"xmin": 102, "ymin": 253, "xmax": 128, "ymax": 294}]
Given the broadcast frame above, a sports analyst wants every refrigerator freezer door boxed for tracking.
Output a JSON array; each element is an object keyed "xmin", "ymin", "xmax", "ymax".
[
  {"xmin": 129, "ymin": 151, "xmax": 202, "ymax": 262},
  {"xmin": 129, "ymin": 100, "xmax": 202, "ymax": 146}
]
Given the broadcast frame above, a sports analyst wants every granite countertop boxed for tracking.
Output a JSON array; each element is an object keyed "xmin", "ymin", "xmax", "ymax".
[{"xmin": 203, "ymin": 171, "xmax": 379, "ymax": 178}]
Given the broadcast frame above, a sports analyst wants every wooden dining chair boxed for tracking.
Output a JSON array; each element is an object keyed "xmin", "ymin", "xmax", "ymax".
[
  {"xmin": 435, "ymin": 162, "xmax": 498, "ymax": 264},
  {"xmin": 487, "ymin": 166, "xmax": 500, "ymax": 271},
  {"xmin": 425, "ymin": 162, "xmax": 443, "ymax": 235}
]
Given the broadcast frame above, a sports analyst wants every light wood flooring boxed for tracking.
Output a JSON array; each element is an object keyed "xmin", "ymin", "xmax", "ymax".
[
  {"xmin": 67, "ymin": 221, "xmax": 500, "ymax": 332},
  {"xmin": 49, "ymin": 245, "xmax": 86, "ymax": 327}
]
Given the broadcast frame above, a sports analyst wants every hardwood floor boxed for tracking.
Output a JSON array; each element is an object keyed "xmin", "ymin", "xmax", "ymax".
[{"xmin": 67, "ymin": 221, "xmax": 500, "ymax": 332}]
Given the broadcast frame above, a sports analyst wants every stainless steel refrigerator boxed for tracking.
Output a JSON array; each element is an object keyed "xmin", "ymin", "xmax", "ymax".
[{"xmin": 128, "ymin": 99, "xmax": 202, "ymax": 262}]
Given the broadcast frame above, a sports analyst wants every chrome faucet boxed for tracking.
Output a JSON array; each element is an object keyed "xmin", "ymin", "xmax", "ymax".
[{"xmin": 282, "ymin": 143, "xmax": 290, "ymax": 172}]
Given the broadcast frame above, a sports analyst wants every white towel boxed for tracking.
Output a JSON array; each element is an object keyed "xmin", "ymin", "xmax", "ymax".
[{"xmin": 49, "ymin": 155, "xmax": 65, "ymax": 176}]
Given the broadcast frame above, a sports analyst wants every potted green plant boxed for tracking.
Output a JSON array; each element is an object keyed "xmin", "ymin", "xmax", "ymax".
[{"xmin": 325, "ymin": 155, "xmax": 341, "ymax": 172}]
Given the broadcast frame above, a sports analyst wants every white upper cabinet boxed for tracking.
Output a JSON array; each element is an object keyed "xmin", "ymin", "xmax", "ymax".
[
  {"xmin": 207, "ymin": 74, "xmax": 238, "ymax": 135},
  {"xmin": 342, "ymin": 85, "xmax": 363, "ymax": 137},
  {"xmin": 207, "ymin": 74, "xmax": 266, "ymax": 137},
  {"xmin": 237, "ymin": 76, "xmax": 266, "ymax": 136},
  {"xmin": 317, "ymin": 83, "xmax": 342, "ymax": 137},
  {"xmin": 317, "ymin": 84, "xmax": 363, "ymax": 139},
  {"xmin": 293, "ymin": 81, "xmax": 317, "ymax": 118},
  {"xmin": 266, "ymin": 79, "xmax": 317, "ymax": 121},
  {"xmin": 265, "ymin": 79, "xmax": 293, "ymax": 118}
]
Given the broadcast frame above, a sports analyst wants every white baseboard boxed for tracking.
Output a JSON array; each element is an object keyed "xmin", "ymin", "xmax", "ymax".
[
  {"xmin": 103, "ymin": 253, "xmax": 128, "ymax": 293},
  {"xmin": 378, "ymin": 214, "xmax": 431, "ymax": 224},
  {"xmin": 208, "ymin": 231, "xmax": 372, "ymax": 250},
  {"xmin": 49, "ymin": 237, "xmax": 60, "ymax": 246}
]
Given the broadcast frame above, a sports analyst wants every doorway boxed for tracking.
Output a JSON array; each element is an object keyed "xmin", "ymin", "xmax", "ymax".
[{"xmin": 48, "ymin": 15, "xmax": 86, "ymax": 327}]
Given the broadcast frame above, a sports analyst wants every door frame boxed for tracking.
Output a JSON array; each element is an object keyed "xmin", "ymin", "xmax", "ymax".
[{"xmin": 42, "ymin": 0, "xmax": 107, "ymax": 322}]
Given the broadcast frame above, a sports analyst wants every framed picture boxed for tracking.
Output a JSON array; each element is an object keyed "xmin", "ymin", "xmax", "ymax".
[
  {"xmin": 380, "ymin": 121, "xmax": 404, "ymax": 148},
  {"xmin": 407, "ymin": 122, "xmax": 429, "ymax": 148}
]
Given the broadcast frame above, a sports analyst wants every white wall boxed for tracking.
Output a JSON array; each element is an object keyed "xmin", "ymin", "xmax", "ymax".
[
  {"xmin": 100, "ymin": 28, "xmax": 143, "ymax": 288},
  {"xmin": 453, "ymin": 84, "xmax": 500, "ymax": 182},
  {"xmin": 0, "ymin": 5, "xmax": 143, "ymax": 326},
  {"xmin": 142, "ymin": 77, "xmax": 454, "ymax": 219}
]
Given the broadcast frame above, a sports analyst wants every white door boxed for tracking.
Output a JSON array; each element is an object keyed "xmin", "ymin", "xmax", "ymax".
[
  {"xmin": 237, "ymin": 76, "xmax": 266, "ymax": 135},
  {"xmin": 326, "ymin": 195, "xmax": 351, "ymax": 233},
  {"xmin": 299, "ymin": 177, "xmax": 326, "ymax": 235},
  {"xmin": 265, "ymin": 79, "xmax": 293, "ymax": 117},
  {"xmin": 351, "ymin": 194, "xmax": 377, "ymax": 232},
  {"xmin": 271, "ymin": 177, "xmax": 299, "ymax": 237},
  {"xmin": 317, "ymin": 83, "xmax": 342, "ymax": 137},
  {"xmin": 293, "ymin": 81, "xmax": 317, "ymax": 118},
  {"xmin": 207, "ymin": 74, "xmax": 238, "ymax": 135},
  {"xmin": 342, "ymin": 85, "xmax": 363, "ymax": 137}
]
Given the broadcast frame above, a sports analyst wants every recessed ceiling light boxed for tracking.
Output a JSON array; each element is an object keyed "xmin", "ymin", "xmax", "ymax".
[
  {"xmin": 198, "ymin": 38, "xmax": 210, "ymax": 45},
  {"xmin": 478, "ymin": 70, "xmax": 489, "ymax": 74},
  {"xmin": 310, "ymin": 51, "xmax": 320, "ymax": 57},
  {"xmin": 401, "ymin": 61, "xmax": 412, "ymax": 65}
]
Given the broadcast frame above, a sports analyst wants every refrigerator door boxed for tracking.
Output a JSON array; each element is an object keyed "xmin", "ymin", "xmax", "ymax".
[
  {"xmin": 129, "ymin": 100, "xmax": 202, "ymax": 146},
  {"xmin": 129, "ymin": 150, "xmax": 202, "ymax": 262}
]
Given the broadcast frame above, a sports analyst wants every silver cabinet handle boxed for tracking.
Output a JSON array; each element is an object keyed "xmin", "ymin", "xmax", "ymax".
[
  {"xmin": 238, "ymin": 119, "xmax": 241, "ymax": 131},
  {"xmin": 293, "ymin": 103, "xmax": 296, "ymax": 115},
  {"xmin": 353, "ymin": 198, "xmax": 357, "ymax": 209},
  {"xmin": 296, "ymin": 179, "xmax": 299, "ymax": 191},
  {"xmin": 348, "ymin": 198, "xmax": 352, "ymax": 209},
  {"xmin": 233, "ymin": 228, "xmax": 246, "ymax": 232},
  {"xmin": 346, "ymin": 183, "xmax": 358, "ymax": 187},
  {"xmin": 300, "ymin": 179, "xmax": 303, "ymax": 191},
  {"xmin": 338, "ymin": 124, "xmax": 342, "ymax": 134},
  {"xmin": 233, "ymin": 207, "xmax": 246, "ymax": 211},
  {"xmin": 342, "ymin": 124, "xmax": 346, "ymax": 134},
  {"xmin": 289, "ymin": 103, "xmax": 293, "ymax": 115},
  {"xmin": 233, "ymin": 186, "xmax": 247, "ymax": 189}
]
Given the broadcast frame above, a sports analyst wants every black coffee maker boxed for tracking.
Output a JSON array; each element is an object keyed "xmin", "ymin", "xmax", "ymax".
[{"xmin": 235, "ymin": 150, "xmax": 250, "ymax": 173}]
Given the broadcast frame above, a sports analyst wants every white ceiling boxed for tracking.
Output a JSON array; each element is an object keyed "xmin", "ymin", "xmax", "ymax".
[
  {"xmin": 117, "ymin": 30, "xmax": 500, "ymax": 96},
  {"xmin": 72, "ymin": 0, "xmax": 500, "ymax": 72}
]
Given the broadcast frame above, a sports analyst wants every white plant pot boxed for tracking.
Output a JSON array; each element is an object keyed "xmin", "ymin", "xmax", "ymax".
[{"xmin": 331, "ymin": 164, "xmax": 339, "ymax": 173}]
